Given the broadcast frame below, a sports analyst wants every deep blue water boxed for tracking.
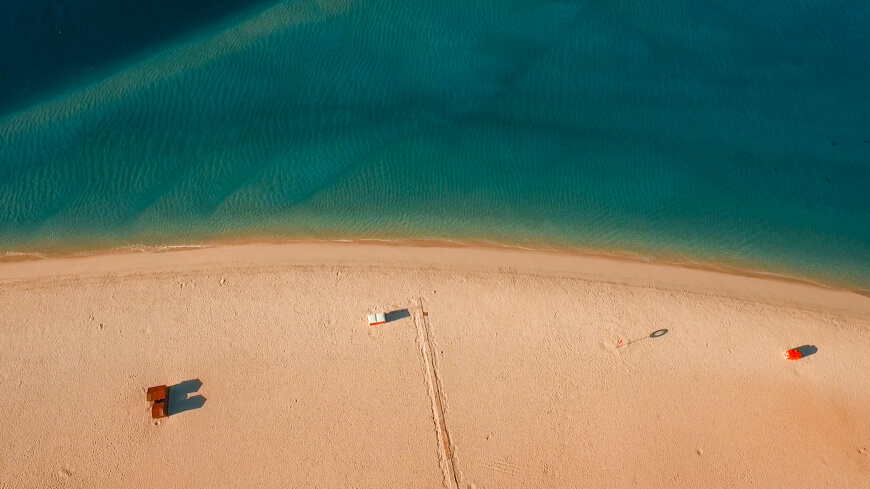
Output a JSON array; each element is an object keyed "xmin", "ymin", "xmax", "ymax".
[{"xmin": 1, "ymin": 0, "xmax": 868, "ymax": 288}]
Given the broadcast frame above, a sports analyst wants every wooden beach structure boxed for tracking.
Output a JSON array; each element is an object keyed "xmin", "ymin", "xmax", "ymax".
[{"xmin": 147, "ymin": 385, "xmax": 169, "ymax": 419}]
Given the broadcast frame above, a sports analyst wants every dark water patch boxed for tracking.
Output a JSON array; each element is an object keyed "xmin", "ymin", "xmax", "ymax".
[{"xmin": 0, "ymin": 0, "xmax": 280, "ymax": 115}]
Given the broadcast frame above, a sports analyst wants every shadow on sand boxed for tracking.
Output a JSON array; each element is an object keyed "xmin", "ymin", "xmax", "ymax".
[
  {"xmin": 168, "ymin": 379, "xmax": 206, "ymax": 416},
  {"xmin": 794, "ymin": 345, "xmax": 818, "ymax": 358},
  {"xmin": 385, "ymin": 309, "xmax": 411, "ymax": 323},
  {"xmin": 621, "ymin": 329, "xmax": 669, "ymax": 347}
]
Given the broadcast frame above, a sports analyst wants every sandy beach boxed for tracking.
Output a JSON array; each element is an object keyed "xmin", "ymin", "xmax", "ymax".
[{"xmin": 1, "ymin": 242, "xmax": 868, "ymax": 488}]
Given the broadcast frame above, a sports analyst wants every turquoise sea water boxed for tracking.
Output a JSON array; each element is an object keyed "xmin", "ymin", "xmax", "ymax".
[{"xmin": 1, "ymin": 1, "xmax": 868, "ymax": 289}]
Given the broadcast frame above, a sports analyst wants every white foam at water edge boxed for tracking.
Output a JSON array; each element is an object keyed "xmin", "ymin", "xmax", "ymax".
[
  {"xmin": 2, "ymin": 251, "xmax": 48, "ymax": 259},
  {"xmin": 116, "ymin": 244, "xmax": 212, "ymax": 253}
]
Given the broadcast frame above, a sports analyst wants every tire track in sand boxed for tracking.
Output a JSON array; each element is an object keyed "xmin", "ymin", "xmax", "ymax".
[{"xmin": 414, "ymin": 297, "xmax": 460, "ymax": 489}]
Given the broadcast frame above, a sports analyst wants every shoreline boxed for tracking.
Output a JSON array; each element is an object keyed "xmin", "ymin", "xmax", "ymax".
[
  {"xmin": 3, "ymin": 236, "xmax": 868, "ymax": 297},
  {"xmin": 2, "ymin": 240, "xmax": 867, "ymax": 317}
]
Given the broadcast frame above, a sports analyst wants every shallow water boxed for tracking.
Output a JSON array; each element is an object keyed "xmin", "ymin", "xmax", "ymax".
[{"xmin": 1, "ymin": 1, "xmax": 868, "ymax": 288}]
